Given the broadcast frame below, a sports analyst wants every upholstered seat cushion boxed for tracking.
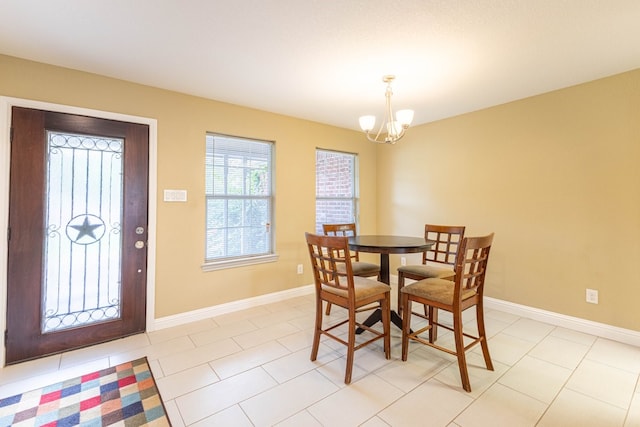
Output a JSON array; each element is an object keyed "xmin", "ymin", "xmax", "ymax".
[
  {"xmin": 401, "ymin": 277, "xmax": 476, "ymax": 305},
  {"xmin": 323, "ymin": 276, "xmax": 390, "ymax": 301},
  {"xmin": 337, "ymin": 261, "xmax": 380, "ymax": 277},
  {"xmin": 397, "ymin": 264, "xmax": 454, "ymax": 279}
]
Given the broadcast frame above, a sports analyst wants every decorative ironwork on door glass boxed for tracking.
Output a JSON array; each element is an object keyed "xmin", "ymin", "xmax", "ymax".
[{"xmin": 43, "ymin": 131, "xmax": 124, "ymax": 333}]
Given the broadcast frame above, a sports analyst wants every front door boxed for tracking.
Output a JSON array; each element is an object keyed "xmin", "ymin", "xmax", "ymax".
[{"xmin": 6, "ymin": 107, "xmax": 149, "ymax": 364}]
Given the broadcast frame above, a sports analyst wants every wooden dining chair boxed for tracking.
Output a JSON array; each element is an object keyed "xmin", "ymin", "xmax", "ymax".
[
  {"xmin": 305, "ymin": 232, "xmax": 391, "ymax": 384},
  {"xmin": 397, "ymin": 224, "xmax": 465, "ymax": 315},
  {"xmin": 400, "ymin": 233, "xmax": 494, "ymax": 392},
  {"xmin": 322, "ymin": 223, "xmax": 381, "ymax": 315}
]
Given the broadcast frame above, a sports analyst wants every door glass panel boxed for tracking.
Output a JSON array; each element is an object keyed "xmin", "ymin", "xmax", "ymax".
[{"xmin": 43, "ymin": 131, "xmax": 124, "ymax": 333}]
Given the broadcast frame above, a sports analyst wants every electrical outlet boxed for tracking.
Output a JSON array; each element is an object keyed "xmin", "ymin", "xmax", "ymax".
[
  {"xmin": 586, "ymin": 288, "xmax": 598, "ymax": 304},
  {"xmin": 400, "ymin": 257, "xmax": 407, "ymax": 266},
  {"xmin": 297, "ymin": 264, "xmax": 303, "ymax": 274}
]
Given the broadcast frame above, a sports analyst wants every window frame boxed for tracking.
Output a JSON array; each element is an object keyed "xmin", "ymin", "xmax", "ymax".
[
  {"xmin": 315, "ymin": 148, "xmax": 360, "ymax": 235},
  {"xmin": 202, "ymin": 133, "xmax": 277, "ymax": 271}
]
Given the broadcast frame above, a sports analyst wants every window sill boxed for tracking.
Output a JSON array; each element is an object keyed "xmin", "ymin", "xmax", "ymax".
[{"xmin": 201, "ymin": 254, "xmax": 279, "ymax": 272}]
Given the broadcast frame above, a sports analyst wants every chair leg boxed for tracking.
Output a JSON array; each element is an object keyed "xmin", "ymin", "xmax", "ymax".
[
  {"xmin": 311, "ymin": 298, "xmax": 323, "ymax": 362},
  {"xmin": 401, "ymin": 294, "xmax": 411, "ymax": 361},
  {"xmin": 345, "ymin": 307, "xmax": 356, "ymax": 384},
  {"xmin": 428, "ymin": 306, "xmax": 438, "ymax": 343},
  {"xmin": 452, "ymin": 310, "xmax": 471, "ymax": 392},
  {"xmin": 476, "ymin": 302, "xmax": 494, "ymax": 371},
  {"xmin": 325, "ymin": 302, "xmax": 332, "ymax": 315},
  {"xmin": 397, "ymin": 272, "xmax": 405, "ymax": 315},
  {"xmin": 381, "ymin": 295, "xmax": 391, "ymax": 359}
]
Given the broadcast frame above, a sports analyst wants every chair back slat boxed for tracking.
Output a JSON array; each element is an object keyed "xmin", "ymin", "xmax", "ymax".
[
  {"xmin": 455, "ymin": 233, "xmax": 494, "ymax": 295},
  {"xmin": 322, "ymin": 223, "xmax": 360, "ymax": 261},
  {"xmin": 306, "ymin": 232, "xmax": 353, "ymax": 294},
  {"xmin": 423, "ymin": 224, "xmax": 465, "ymax": 266}
]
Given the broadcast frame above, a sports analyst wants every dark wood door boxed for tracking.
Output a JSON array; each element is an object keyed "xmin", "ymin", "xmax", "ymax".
[{"xmin": 6, "ymin": 107, "xmax": 149, "ymax": 364}]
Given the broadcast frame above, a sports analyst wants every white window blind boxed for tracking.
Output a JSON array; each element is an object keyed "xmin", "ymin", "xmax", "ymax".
[{"xmin": 205, "ymin": 134, "xmax": 274, "ymax": 263}]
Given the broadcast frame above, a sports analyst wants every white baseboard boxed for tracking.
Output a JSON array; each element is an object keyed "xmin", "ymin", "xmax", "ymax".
[
  {"xmin": 151, "ymin": 286, "xmax": 640, "ymax": 348},
  {"xmin": 485, "ymin": 297, "xmax": 640, "ymax": 347},
  {"xmin": 151, "ymin": 285, "xmax": 314, "ymax": 331}
]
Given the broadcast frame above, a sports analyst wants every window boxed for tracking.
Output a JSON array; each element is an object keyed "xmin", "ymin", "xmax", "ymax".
[
  {"xmin": 315, "ymin": 149, "xmax": 358, "ymax": 234},
  {"xmin": 204, "ymin": 134, "xmax": 275, "ymax": 270}
]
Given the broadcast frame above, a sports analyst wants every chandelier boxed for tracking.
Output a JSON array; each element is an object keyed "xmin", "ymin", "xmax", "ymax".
[{"xmin": 358, "ymin": 75, "xmax": 414, "ymax": 144}]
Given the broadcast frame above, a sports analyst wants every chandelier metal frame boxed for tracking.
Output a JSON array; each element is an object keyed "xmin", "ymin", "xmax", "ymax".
[{"xmin": 359, "ymin": 75, "xmax": 414, "ymax": 144}]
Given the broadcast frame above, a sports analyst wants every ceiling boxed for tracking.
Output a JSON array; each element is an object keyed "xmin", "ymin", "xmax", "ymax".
[{"xmin": 1, "ymin": 1, "xmax": 640, "ymax": 131}]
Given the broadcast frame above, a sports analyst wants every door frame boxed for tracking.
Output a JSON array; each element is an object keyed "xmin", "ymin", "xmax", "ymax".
[{"xmin": 0, "ymin": 97, "xmax": 158, "ymax": 368}]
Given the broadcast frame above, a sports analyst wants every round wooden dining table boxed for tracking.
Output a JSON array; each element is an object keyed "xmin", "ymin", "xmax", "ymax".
[{"xmin": 348, "ymin": 235, "xmax": 434, "ymax": 332}]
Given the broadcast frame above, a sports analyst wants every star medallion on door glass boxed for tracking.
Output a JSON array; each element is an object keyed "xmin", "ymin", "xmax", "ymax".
[{"xmin": 66, "ymin": 214, "xmax": 106, "ymax": 244}]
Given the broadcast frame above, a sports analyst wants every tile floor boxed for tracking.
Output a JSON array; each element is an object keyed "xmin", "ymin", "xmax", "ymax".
[{"xmin": 1, "ymin": 284, "xmax": 640, "ymax": 427}]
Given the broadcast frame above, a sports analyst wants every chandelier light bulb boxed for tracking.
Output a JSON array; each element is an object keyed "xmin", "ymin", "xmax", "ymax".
[
  {"xmin": 396, "ymin": 109, "xmax": 414, "ymax": 127},
  {"xmin": 359, "ymin": 115, "xmax": 376, "ymax": 132}
]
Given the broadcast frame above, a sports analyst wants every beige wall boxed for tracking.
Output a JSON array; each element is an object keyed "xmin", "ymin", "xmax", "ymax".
[
  {"xmin": 0, "ymin": 54, "xmax": 378, "ymax": 318},
  {"xmin": 378, "ymin": 69, "xmax": 640, "ymax": 331}
]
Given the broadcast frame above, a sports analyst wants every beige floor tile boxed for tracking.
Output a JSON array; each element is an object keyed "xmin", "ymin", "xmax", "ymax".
[
  {"xmin": 626, "ymin": 389, "xmax": 640, "ymax": 427},
  {"xmin": 566, "ymin": 359, "xmax": 637, "ymax": 409},
  {"xmin": 528, "ymin": 334, "xmax": 590, "ymax": 369},
  {"xmin": 276, "ymin": 329, "xmax": 316, "ymax": 352},
  {"xmin": 378, "ymin": 379, "xmax": 473, "ymax": 426},
  {"xmin": 188, "ymin": 319, "xmax": 257, "ymax": 346},
  {"xmin": 455, "ymin": 383, "xmax": 547, "ymax": 427},
  {"xmin": 148, "ymin": 358, "xmax": 164, "ymax": 378},
  {"xmin": 59, "ymin": 333, "xmax": 149, "ymax": 368},
  {"xmin": 209, "ymin": 340, "xmax": 291, "ymax": 379},
  {"xmin": 434, "ymin": 351, "xmax": 508, "ymax": 397},
  {"xmin": 161, "ymin": 400, "xmax": 185, "ymax": 427},
  {"xmin": 484, "ymin": 308, "xmax": 521, "ymax": 325},
  {"xmin": 549, "ymin": 326, "xmax": 598, "ymax": 346},
  {"xmin": 315, "ymin": 356, "xmax": 369, "ymax": 386},
  {"xmin": 241, "ymin": 370, "xmax": 339, "ymax": 426},
  {"xmin": 155, "ymin": 363, "xmax": 219, "ymax": 400},
  {"xmin": 110, "ymin": 335, "xmax": 196, "ymax": 366},
  {"xmin": 538, "ymin": 388, "xmax": 627, "ymax": 427},
  {"xmin": 262, "ymin": 346, "xmax": 339, "ymax": 383},
  {"xmin": 174, "ymin": 367, "xmax": 277, "ymax": 425},
  {"xmin": 286, "ymin": 312, "xmax": 318, "ymax": 331},
  {"xmin": 308, "ymin": 374, "xmax": 404, "ymax": 426},
  {"xmin": 480, "ymin": 331, "xmax": 536, "ymax": 366},
  {"xmin": 374, "ymin": 346, "xmax": 451, "ymax": 392},
  {"xmin": 275, "ymin": 410, "xmax": 323, "ymax": 427},
  {"xmin": 248, "ymin": 306, "xmax": 309, "ymax": 328},
  {"xmin": 212, "ymin": 306, "xmax": 272, "ymax": 325},
  {"xmin": 190, "ymin": 404, "xmax": 254, "ymax": 427},
  {"xmin": 147, "ymin": 318, "xmax": 217, "ymax": 345},
  {"xmin": 232, "ymin": 321, "xmax": 301, "ymax": 349},
  {"xmin": 498, "ymin": 355, "xmax": 572, "ymax": 403},
  {"xmin": 500, "ymin": 317, "xmax": 554, "ymax": 343},
  {"xmin": 157, "ymin": 337, "xmax": 241, "ymax": 376},
  {"xmin": 351, "ymin": 344, "xmax": 394, "ymax": 374},
  {"xmin": 360, "ymin": 415, "xmax": 394, "ymax": 426},
  {"xmin": 587, "ymin": 337, "xmax": 640, "ymax": 374}
]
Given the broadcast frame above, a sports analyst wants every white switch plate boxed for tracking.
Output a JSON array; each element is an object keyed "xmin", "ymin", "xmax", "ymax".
[
  {"xmin": 297, "ymin": 264, "xmax": 303, "ymax": 274},
  {"xmin": 164, "ymin": 189, "xmax": 188, "ymax": 202},
  {"xmin": 401, "ymin": 257, "xmax": 407, "ymax": 266}
]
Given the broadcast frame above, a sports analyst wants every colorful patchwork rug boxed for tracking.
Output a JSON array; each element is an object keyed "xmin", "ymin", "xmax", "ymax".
[{"xmin": 0, "ymin": 357, "xmax": 170, "ymax": 426}]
